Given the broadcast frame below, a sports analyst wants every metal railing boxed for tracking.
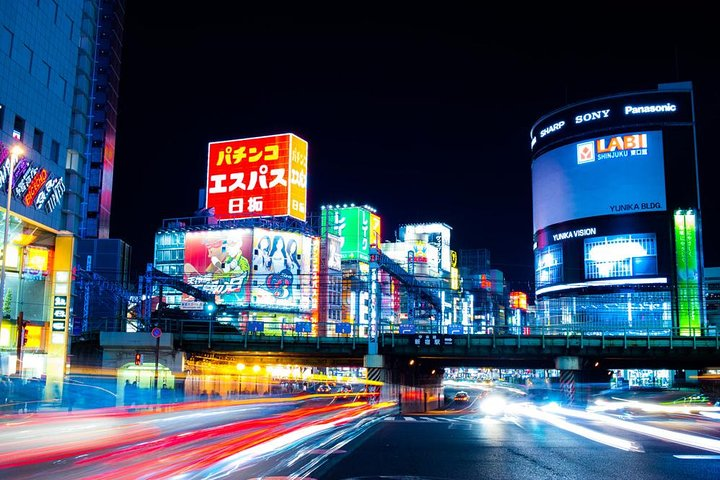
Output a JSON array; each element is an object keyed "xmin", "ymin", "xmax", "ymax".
[{"xmin": 165, "ymin": 318, "xmax": 720, "ymax": 352}]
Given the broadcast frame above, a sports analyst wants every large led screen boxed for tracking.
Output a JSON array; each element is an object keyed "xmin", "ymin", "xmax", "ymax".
[
  {"xmin": 184, "ymin": 229, "xmax": 253, "ymax": 305},
  {"xmin": 583, "ymin": 233, "xmax": 658, "ymax": 280},
  {"xmin": 532, "ymin": 130, "xmax": 666, "ymax": 233},
  {"xmin": 251, "ymin": 228, "xmax": 313, "ymax": 311}
]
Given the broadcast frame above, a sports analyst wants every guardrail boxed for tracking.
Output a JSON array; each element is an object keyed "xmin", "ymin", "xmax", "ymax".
[{"xmin": 167, "ymin": 318, "xmax": 720, "ymax": 354}]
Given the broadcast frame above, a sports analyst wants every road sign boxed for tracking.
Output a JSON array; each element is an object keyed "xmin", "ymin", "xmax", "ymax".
[
  {"xmin": 151, "ymin": 327, "xmax": 162, "ymax": 338},
  {"xmin": 413, "ymin": 334, "xmax": 453, "ymax": 347}
]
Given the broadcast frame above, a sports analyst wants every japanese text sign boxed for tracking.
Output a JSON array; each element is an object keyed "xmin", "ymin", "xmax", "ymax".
[{"xmin": 206, "ymin": 133, "xmax": 308, "ymax": 221}]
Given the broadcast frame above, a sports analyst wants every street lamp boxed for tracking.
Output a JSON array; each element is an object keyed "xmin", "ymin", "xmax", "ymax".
[{"xmin": 0, "ymin": 145, "xmax": 23, "ymax": 318}]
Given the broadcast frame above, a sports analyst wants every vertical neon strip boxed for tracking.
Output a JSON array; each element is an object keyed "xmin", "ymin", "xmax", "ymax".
[
  {"xmin": 684, "ymin": 212, "xmax": 701, "ymax": 333},
  {"xmin": 675, "ymin": 211, "xmax": 700, "ymax": 336},
  {"xmin": 675, "ymin": 212, "xmax": 689, "ymax": 335}
]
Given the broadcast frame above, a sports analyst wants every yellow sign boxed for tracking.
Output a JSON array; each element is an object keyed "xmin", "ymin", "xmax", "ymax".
[
  {"xmin": 288, "ymin": 135, "xmax": 309, "ymax": 222},
  {"xmin": 25, "ymin": 246, "xmax": 49, "ymax": 272}
]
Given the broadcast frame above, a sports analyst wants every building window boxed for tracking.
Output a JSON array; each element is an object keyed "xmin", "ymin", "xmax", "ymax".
[
  {"xmin": 23, "ymin": 44, "xmax": 34, "ymax": 73},
  {"xmin": 535, "ymin": 244, "xmax": 563, "ymax": 289},
  {"xmin": 33, "ymin": 128, "xmax": 43, "ymax": 153},
  {"xmin": 1, "ymin": 27, "xmax": 13, "ymax": 57},
  {"xmin": 41, "ymin": 61, "xmax": 51, "ymax": 87},
  {"xmin": 50, "ymin": 140, "xmax": 60, "ymax": 163},
  {"xmin": 13, "ymin": 115, "xmax": 25, "ymax": 141}
]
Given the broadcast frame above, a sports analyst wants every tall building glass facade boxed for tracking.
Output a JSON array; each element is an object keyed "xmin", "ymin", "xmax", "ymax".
[
  {"xmin": 530, "ymin": 82, "xmax": 705, "ymax": 335},
  {"xmin": 0, "ymin": 1, "xmax": 125, "ymax": 397}
]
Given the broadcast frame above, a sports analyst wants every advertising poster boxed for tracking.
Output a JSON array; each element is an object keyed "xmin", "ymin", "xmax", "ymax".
[
  {"xmin": 320, "ymin": 206, "xmax": 381, "ymax": 262},
  {"xmin": 532, "ymin": 130, "xmax": 666, "ymax": 233},
  {"xmin": 251, "ymin": 228, "xmax": 311, "ymax": 311},
  {"xmin": 206, "ymin": 133, "xmax": 308, "ymax": 221},
  {"xmin": 183, "ymin": 229, "xmax": 253, "ymax": 305}
]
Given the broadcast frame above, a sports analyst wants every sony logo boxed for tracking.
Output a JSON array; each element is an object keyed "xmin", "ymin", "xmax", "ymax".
[{"xmin": 575, "ymin": 109, "xmax": 610, "ymax": 124}]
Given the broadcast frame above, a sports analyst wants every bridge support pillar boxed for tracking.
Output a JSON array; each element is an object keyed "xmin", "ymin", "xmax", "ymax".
[
  {"xmin": 365, "ymin": 355, "xmax": 444, "ymax": 413},
  {"xmin": 364, "ymin": 354, "xmax": 387, "ymax": 383},
  {"xmin": 555, "ymin": 356, "xmax": 612, "ymax": 407},
  {"xmin": 555, "ymin": 356, "xmax": 579, "ymax": 407}
]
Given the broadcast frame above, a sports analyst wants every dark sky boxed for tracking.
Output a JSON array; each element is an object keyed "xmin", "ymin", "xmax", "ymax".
[{"xmin": 110, "ymin": 6, "xmax": 720, "ymax": 289}]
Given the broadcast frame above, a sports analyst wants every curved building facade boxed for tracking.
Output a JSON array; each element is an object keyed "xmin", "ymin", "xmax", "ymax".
[{"xmin": 530, "ymin": 82, "xmax": 705, "ymax": 335}]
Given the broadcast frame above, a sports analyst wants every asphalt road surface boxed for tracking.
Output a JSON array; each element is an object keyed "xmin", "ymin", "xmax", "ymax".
[{"xmin": 3, "ymin": 393, "xmax": 720, "ymax": 479}]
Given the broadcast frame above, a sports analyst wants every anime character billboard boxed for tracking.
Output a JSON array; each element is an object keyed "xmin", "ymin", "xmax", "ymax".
[
  {"xmin": 251, "ymin": 228, "xmax": 312, "ymax": 310},
  {"xmin": 183, "ymin": 229, "xmax": 252, "ymax": 305}
]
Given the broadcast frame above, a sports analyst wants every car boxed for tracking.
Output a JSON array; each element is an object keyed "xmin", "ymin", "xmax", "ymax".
[
  {"xmin": 316, "ymin": 384, "xmax": 332, "ymax": 394},
  {"xmin": 454, "ymin": 391, "xmax": 470, "ymax": 402}
]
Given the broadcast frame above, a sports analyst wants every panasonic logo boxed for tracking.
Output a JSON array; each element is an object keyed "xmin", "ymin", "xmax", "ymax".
[{"xmin": 624, "ymin": 103, "xmax": 677, "ymax": 115}]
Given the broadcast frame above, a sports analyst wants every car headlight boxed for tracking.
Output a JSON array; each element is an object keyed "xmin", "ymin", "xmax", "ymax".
[{"xmin": 480, "ymin": 396, "xmax": 506, "ymax": 415}]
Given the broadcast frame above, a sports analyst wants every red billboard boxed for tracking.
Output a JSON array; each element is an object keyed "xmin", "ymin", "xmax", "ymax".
[{"xmin": 206, "ymin": 133, "xmax": 308, "ymax": 221}]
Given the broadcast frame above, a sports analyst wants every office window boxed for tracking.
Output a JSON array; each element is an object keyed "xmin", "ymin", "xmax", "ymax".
[
  {"xmin": 13, "ymin": 115, "xmax": 25, "ymax": 141},
  {"xmin": 50, "ymin": 140, "xmax": 60, "ymax": 163},
  {"xmin": 22, "ymin": 44, "xmax": 34, "ymax": 73},
  {"xmin": 33, "ymin": 128, "xmax": 43, "ymax": 153},
  {"xmin": 1, "ymin": 26, "xmax": 13, "ymax": 56},
  {"xmin": 40, "ymin": 61, "xmax": 51, "ymax": 87}
]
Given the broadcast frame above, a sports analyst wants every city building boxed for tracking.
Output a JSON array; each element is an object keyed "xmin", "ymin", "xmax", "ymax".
[
  {"xmin": 530, "ymin": 81, "xmax": 705, "ymax": 335},
  {"xmin": 0, "ymin": 1, "xmax": 126, "ymax": 398},
  {"xmin": 705, "ymin": 266, "xmax": 719, "ymax": 334}
]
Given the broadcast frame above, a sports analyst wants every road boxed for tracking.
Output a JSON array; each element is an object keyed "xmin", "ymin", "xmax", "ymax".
[{"xmin": 2, "ymin": 389, "xmax": 720, "ymax": 479}]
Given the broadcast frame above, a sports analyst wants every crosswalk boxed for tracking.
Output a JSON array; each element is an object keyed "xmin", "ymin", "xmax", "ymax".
[
  {"xmin": 383, "ymin": 415, "xmax": 517, "ymax": 427},
  {"xmin": 383, "ymin": 415, "xmax": 462, "ymax": 423}
]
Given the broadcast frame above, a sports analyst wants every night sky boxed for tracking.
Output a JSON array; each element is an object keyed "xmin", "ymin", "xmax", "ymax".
[{"xmin": 110, "ymin": 6, "xmax": 720, "ymax": 290}]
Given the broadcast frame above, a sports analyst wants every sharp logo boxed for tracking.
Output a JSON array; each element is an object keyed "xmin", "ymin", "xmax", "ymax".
[{"xmin": 540, "ymin": 121, "xmax": 565, "ymax": 137}]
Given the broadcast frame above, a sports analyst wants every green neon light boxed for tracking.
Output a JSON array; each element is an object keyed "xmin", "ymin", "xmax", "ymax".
[{"xmin": 675, "ymin": 210, "xmax": 701, "ymax": 336}]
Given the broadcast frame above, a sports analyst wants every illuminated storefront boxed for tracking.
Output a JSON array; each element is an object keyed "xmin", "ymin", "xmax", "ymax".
[
  {"xmin": 530, "ymin": 83, "xmax": 705, "ymax": 335},
  {"xmin": 0, "ymin": 142, "xmax": 73, "ymax": 397}
]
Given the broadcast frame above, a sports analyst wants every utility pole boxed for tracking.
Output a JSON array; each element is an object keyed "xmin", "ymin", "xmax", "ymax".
[{"xmin": 15, "ymin": 312, "xmax": 26, "ymax": 375}]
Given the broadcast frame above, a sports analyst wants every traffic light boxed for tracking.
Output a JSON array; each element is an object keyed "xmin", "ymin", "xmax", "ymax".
[
  {"xmin": 22, "ymin": 328, "xmax": 28, "ymax": 346},
  {"xmin": 135, "ymin": 353, "xmax": 142, "ymax": 365}
]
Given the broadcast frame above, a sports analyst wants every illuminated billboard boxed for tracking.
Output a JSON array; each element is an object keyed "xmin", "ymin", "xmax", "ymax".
[
  {"xmin": 183, "ymin": 229, "xmax": 253, "ymax": 305},
  {"xmin": 250, "ymin": 228, "xmax": 313, "ymax": 311},
  {"xmin": 584, "ymin": 233, "xmax": 657, "ymax": 279},
  {"xmin": 206, "ymin": 133, "xmax": 308, "ymax": 221},
  {"xmin": 321, "ymin": 206, "xmax": 381, "ymax": 262},
  {"xmin": 532, "ymin": 131, "xmax": 666, "ymax": 233},
  {"xmin": 326, "ymin": 234, "xmax": 342, "ymax": 271},
  {"xmin": 398, "ymin": 223, "xmax": 452, "ymax": 273},
  {"xmin": 675, "ymin": 210, "xmax": 701, "ymax": 335},
  {"xmin": 0, "ymin": 141, "xmax": 65, "ymax": 215},
  {"xmin": 509, "ymin": 291, "xmax": 528, "ymax": 311},
  {"xmin": 530, "ymin": 89, "xmax": 693, "ymax": 153}
]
